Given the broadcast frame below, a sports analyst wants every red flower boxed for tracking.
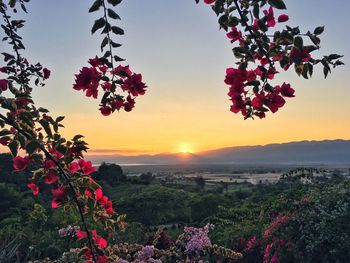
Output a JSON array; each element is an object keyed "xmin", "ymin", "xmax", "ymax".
[
  {"xmin": 96, "ymin": 236, "xmax": 108, "ymax": 249},
  {"xmin": 13, "ymin": 156, "xmax": 30, "ymax": 171},
  {"xmin": 290, "ymin": 47, "xmax": 311, "ymax": 62},
  {"xmin": 69, "ymin": 162, "xmax": 79, "ymax": 173},
  {"xmin": 123, "ymin": 95, "xmax": 135, "ymax": 112},
  {"xmin": 251, "ymin": 93, "xmax": 265, "ymax": 109},
  {"xmin": 265, "ymin": 93, "xmax": 285, "ymax": 113},
  {"xmin": 121, "ymin": 73, "xmax": 147, "ymax": 96},
  {"xmin": 226, "ymin": 27, "xmax": 242, "ymax": 43},
  {"xmin": 100, "ymin": 105, "xmax": 112, "ymax": 116},
  {"xmin": 81, "ymin": 161, "xmax": 95, "ymax": 175},
  {"xmin": 278, "ymin": 14, "xmax": 289, "ymax": 23},
  {"xmin": 280, "ymin": 82, "xmax": 295, "ymax": 97},
  {"xmin": 43, "ymin": 171, "xmax": 59, "ymax": 185},
  {"xmin": 0, "ymin": 79, "xmax": 9, "ymax": 91},
  {"xmin": 113, "ymin": 65, "xmax": 132, "ymax": 77},
  {"xmin": 51, "ymin": 186, "xmax": 67, "ymax": 208},
  {"xmin": 95, "ymin": 188, "xmax": 103, "ymax": 201},
  {"xmin": 0, "ymin": 138, "xmax": 9, "ymax": 146},
  {"xmin": 76, "ymin": 230, "xmax": 88, "ymax": 239},
  {"xmin": 97, "ymin": 255, "xmax": 109, "ymax": 263},
  {"xmin": 27, "ymin": 183, "xmax": 39, "ymax": 195},
  {"xmin": 263, "ymin": 6, "xmax": 276, "ymax": 27},
  {"xmin": 43, "ymin": 68, "xmax": 51, "ymax": 79},
  {"xmin": 204, "ymin": 0, "xmax": 216, "ymax": 4}
]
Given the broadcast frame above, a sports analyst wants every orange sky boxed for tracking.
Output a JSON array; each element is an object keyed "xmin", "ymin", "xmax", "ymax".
[{"xmin": 2, "ymin": 0, "xmax": 349, "ymax": 156}]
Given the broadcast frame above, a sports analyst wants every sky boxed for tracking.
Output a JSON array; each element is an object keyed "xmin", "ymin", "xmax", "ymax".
[{"xmin": 5, "ymin": 0, "xmax": 350, "ymax": 155}]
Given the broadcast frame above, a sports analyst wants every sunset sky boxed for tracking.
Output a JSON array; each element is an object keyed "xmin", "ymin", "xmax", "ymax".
[{"xmin": 14, "ymin": 0, "xmax": 350, "ymax": 155}]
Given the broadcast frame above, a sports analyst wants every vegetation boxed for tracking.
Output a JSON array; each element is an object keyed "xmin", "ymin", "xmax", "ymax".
[{"xmin": 1, "ymin": 155, "xmax": 349, "ymax": 262}]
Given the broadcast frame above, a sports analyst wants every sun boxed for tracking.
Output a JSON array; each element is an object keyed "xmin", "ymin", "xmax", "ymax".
[{"xmin": 178, "ymin": 144, "xmax": 193, "ymax": 154}]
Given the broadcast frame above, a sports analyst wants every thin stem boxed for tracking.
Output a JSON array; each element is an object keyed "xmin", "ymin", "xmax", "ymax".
[
  {"xmin": 101, "ymin": 1, "xmax": 114, "ymax": 71},
  {"xmin": 232, "ymin": 0, "xmax": 274, "ymax": 69},
  {"xmin": 0, "ymin": 5, "xmax": 26, "ymax": 91},
  {"xmin": 0, "ymin": 102, "xmax": 98, "ymax": 260}
]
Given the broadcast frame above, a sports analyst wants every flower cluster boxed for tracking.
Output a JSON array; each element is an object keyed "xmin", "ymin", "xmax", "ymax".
[
  {"xmin": 136, "ymin": 245, "xmax": 162, "ymax": 263},
  {"xmin": 73, "ymin": 58, "xmax": 147, "ymax": 116},
  {"xmin": 181, "ymin": 224, "xmax": 213, "ymax": 254}
]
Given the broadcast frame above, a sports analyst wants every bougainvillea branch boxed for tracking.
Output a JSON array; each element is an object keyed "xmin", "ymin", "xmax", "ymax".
[{"xmin": 200, "ymin": 0, "xmax": 343, "ymax": 119}]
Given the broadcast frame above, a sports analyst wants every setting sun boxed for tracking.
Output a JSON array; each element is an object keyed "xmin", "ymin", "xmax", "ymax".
[{"xmin": 178, "ymin": 144, "xmax": 193, "ymax": 154}]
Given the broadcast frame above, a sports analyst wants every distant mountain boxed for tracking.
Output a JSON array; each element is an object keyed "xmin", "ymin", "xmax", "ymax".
[{"xmin": 87, "ymin": 140, "xmax": 350, "ymax": 165}]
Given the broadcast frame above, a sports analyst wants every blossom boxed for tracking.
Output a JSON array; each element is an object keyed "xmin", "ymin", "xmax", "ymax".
[
  {"xmin": 263, "ymin": 6, "xmax": 276, "ymax": 27},
  {"xmin": 204, "ymin": 0, "xmax": 216, "ymax": 4},
  {"xmin": 264, "ymin": 93, "xmax": 285, "ymax": 113},
  {"xmin": 226, "ymin": 27, "xmax": 242, "ymax": 43},
  {"xmin": 81, "ymin": 160, "xmax": 95, "ymax": 175},
  {"xmin": 112, "ymin": 65, "xmax": 132, "ymax": 77},
  {"xmin": 278, "ymin": 14, "xmax": 289, "ymax": 23},
  {"xmin": 290, "ymin": 47, "xmax": 311, "ymax": 62},
  {"xmin": 43, "ymin": 68, "xmax": 51, "ymax": 79},
  {"xmin": 43, "ymin": 171, "xmax": 59, "ymax": 184},
  {"xmin": 280, "ymin": 82, "xmax": 295, "ymax": 97},
  {"xmin": 51, "ymin": 186, "xmax": 67, "ymax": 208},
  {"xmin": 13, "ymin": 156, "xmax": 30, "ymax": 171},
  {"xmin": 27, "ymin": 183, "xmax": 39, "ymax": 195},
  {"xmin": 0, "ymin": 79, "xmax": 9, "ymax": 91},
  {"xmin": 100, "ymin": 105, "xmax": 112, "ymax": 116},
  {"xmin": 121, "ymin": 73, "xmax": 147, "ymax": 96},
  {"xmin": 69, "ymin": 162, "xmax": 79, "ymax": 173},
  {"xmin": 137, "ymin": 245, "xmax": 154, "ymax": 261}
]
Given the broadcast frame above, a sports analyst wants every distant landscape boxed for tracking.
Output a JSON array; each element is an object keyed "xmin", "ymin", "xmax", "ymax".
[{"xmin": 87, "ymin": 139, "xmax": 350, "ymax": 166}]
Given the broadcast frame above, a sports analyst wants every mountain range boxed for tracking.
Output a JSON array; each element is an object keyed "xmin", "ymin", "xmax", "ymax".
[{"xmin": 87, "ymin": 140, "xmax": 350, "ymax": 165}]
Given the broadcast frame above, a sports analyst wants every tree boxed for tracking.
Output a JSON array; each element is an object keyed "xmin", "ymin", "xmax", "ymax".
[
  {"xmin": 0, "ymin": 0, "xmax": 343, "ymax": 261},
  {"xmin": 94, "ymin": 162, "xmax": 126, "ymax": 186}
]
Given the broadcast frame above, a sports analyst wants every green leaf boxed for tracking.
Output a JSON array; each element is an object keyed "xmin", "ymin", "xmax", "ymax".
[
  {"xmin": 89, "ymin": 0, "xmax": 103, "ymax": 12},
  {"xmin": 228, "ymin": 16, "xmax": 240, "ymax": 27},
  {"xmin": 314, "ymin": 26, "xmax": 325, "ymax": 35},
  {"xmin": 0, "ymin": 129, "xmax": 11, "ymax": 136},
  {"xmin": 101, "ymin": 36, "xmax": 109, "ymax": 51},
  {"xmin": 55, "ymin": 116, "xmax": 65, "ymax": 123},
  {"xmin": 73, "ymin": 134, "xmax": 84, "ymax": 141},
  {"xmin": 327, "ymin": 54, "xmax": 343, "ymax": 60},
  {"xmin": 39, "ymin": 119, "xmax": 52, "ymax": 138},
  {"xmin": 107, "ymin": 0, "xmax": 122, "ymax": 6},
  {"xmin": 26, "ymin": 141, "xmax": 40, "ymax": 155},
  {"xmin": 114, "ymin": 55, "xmax": 125, "ymax": 62},
  {"xmin": 268, "ymin": 0, "xmax": 286, "ymax": 9},
  {"xmin": 111, "ymin": 26, "xmax": 124, "ymax": 35},
  {"xmin": 253, "ymin": 4, "xmax": 260, "ymax": 18},
  {"xmin": 107, "ymin": 8, "xmax": 121, "ymax": 20},
  {"xmin": 8, "ymin": 140, "xmax": 19, "ymax": 157},
  {"xmin": 294, "ymin": 36, "xmax": 303, "ymax": 50},
  {"xmin": 111, "ymin": 41, "xmax": 122, "ymax": 48},
  {"xmin": 91, "ymin": 18, "xmax": 106, "ymax": 34}
]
